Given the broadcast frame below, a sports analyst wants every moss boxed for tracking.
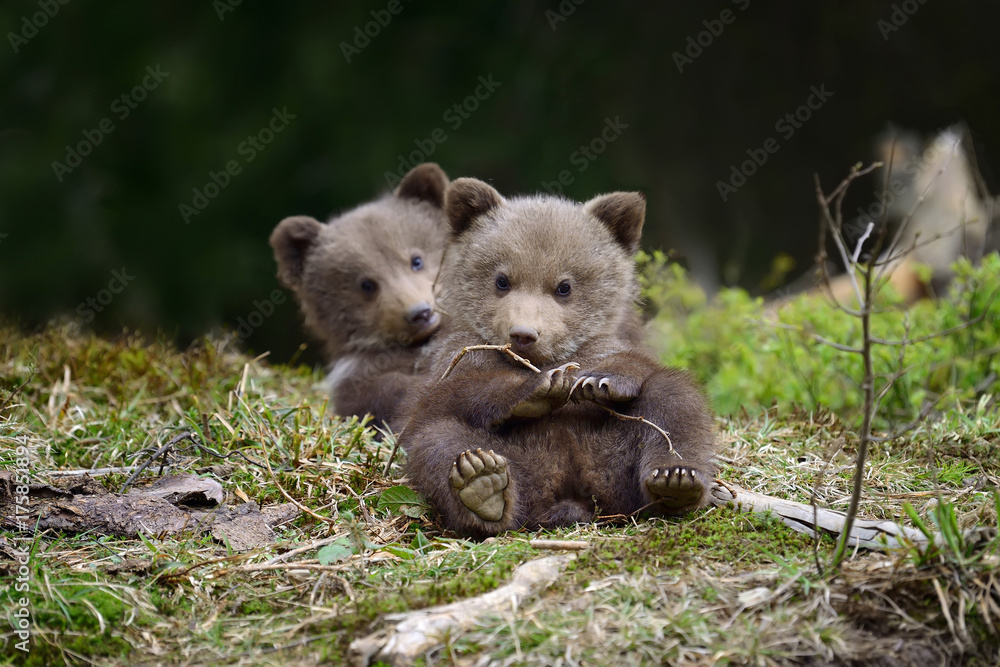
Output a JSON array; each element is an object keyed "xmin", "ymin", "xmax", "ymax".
[{"xmin": 570, "ymin": 506, "xmax": 829, "ymax": 582}]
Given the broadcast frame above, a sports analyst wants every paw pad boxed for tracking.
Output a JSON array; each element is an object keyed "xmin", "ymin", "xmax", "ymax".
[{"xmin": 450, "ymin": 448, "xmax": 509, "ymax": 522}]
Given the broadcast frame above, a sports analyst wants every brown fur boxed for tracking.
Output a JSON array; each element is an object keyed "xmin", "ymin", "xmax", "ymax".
[
  {"xmin": 269, "ymin": 163, "xmax": 449, "ymax": 429},
  {"xmin": 400, "ymin": 178, "xmax": 716, "ymax": 538}
]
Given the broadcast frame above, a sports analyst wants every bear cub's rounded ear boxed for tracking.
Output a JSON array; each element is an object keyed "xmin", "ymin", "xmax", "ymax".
[
  {"xmin": 583, "ymin": 192, "xmax": 646, "ymax": 254},
  {"xmin": 444, "ymin": 178, "xmax": 504, "ymax": 237},
  {"xmin": 394, "ymin": 163, "xmax": 450, "ymax": 208},
  {"xmin": 269, "ymin": 215, "xmax": 323, "ymax": 288}
]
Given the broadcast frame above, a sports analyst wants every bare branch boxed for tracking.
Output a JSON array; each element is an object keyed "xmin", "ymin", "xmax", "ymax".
[
  {"xmin": 815, "ymin": 172, "xmax": 865, "ymax": 310},
  {"xmin": 850, "ymin": 221, "xmax": 875, "ymax": 265}
]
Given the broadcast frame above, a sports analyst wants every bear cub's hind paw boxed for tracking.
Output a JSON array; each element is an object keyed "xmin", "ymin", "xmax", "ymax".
[
  {"xmin": 645, "ymin": 466, "xmax": 706, "ymax": 512},
  {"xmin": 450, "ymin": 448, "xmax": 509, "ymax": 522}
]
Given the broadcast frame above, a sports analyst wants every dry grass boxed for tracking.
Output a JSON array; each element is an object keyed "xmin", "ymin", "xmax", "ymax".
[{"xmin": 1, "ymin": 322, "xmax": 998, "ymax": 666}]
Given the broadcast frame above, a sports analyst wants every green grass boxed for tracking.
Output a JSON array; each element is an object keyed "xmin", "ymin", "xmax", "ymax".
[{"xmin": 2, "ymin": 256, "xmax": 999, "ymax": 664}]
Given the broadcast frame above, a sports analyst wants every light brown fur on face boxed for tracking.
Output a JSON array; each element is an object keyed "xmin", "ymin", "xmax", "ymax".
[
  {"xmin": 269, "ymin": 163, "xmax": 449, "ymax": 429},
  {"xmin": 401, "ymin": 178, "xmax": 717, "ymax": 538},
  {"xmin": 439, "ymin": 187, "xmax": 642, "ymax": 366}
]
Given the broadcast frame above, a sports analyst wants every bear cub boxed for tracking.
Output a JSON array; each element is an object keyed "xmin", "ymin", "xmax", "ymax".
[
  {"xmin": 270, "ymin": 163, "xmax": 449, "ymax": 430},
  {"xmin": 400, "ymin": 178, "xmax": 717, "ymax": 537}
]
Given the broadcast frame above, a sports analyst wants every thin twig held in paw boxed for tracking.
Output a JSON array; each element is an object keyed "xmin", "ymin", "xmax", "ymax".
[
  {"xmin": 440, "ymin": 343, "xmax": 541, "ymax": 380},
  {"xmin": 441, "ymin": 344, "xmax": 678, "ymax": 457},
  {"xmin": 592, "ymin": 403, "xmax": 679, "ymax": 458}
]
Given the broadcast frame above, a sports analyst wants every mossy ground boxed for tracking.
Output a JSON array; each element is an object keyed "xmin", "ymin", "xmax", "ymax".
[{"xmin": 2, "ymin": 258, "xmax": 999, "ymax": 665}]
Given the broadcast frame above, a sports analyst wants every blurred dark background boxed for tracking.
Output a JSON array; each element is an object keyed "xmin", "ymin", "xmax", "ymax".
[{"xmin": 2, "ymin": 1, "xmax": 997, "ymax": 364}]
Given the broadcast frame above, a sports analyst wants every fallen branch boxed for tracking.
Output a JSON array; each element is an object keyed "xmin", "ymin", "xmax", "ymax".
[
  {"xmin": 48, "ymin": 466, "xmax": 146, "ymax": 477},
  {"xmin": 710, "ymin": 481, "xmax": 929, "ymax": 549},
  {"xmin": 348, "ymin": 554, "xmax": 573, "ymax": 666}
]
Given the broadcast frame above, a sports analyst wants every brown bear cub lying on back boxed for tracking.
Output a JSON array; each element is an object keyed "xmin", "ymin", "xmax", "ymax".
[
  {"xmin": 270, "ymin": 163, "xmax": 449, "ymax": 430},
  {"xmin": 400, "ymin": 178, "xmax": 717, "ymax": 537}
]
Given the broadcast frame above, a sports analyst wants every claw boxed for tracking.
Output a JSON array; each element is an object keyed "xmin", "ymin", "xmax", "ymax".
[
  {"xmin": 645, "ymin": 465, "xmax": 707, "ymax": 511},
  {"xmin": 488, "ymin": 449, "xmax": 506, "ymax": 472},
  {"xmin": 458, "ymin": 452, "xmax": 476, "ymax": 478},
  {"xmin": 480, "ymin": 449, "xmax": 496, "ymax": 468}
]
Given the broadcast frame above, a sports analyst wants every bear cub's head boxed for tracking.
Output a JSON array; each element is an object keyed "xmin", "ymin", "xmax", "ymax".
[
  {"xmin": 440, "ymin": 177, "xmax": 646, "ymax": 366},
  {"xmin": 270, "ymin": 163, "xmax": 449, "ymax": 355}
]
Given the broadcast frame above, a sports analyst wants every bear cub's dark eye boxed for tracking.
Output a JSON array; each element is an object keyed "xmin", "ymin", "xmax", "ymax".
[
  {"xmin": 495, "ymin": 274, "xmax": 510, "ymax": 291},
  {"xmin": 556, "ymin": 281, "xmax": 572, "ymax": 296},
  {"xmin": 411, "ymin": 255, "xmax": 424, "ymax": 271},
  {"xmin": 360, "ymin": 279, "xmax": 378, "ymax": 295}
]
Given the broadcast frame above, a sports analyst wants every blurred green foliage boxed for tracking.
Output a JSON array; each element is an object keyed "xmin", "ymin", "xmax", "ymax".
[{"xmin": 642, "ymin": 250, "xmax": 1000, "ymax": 423}]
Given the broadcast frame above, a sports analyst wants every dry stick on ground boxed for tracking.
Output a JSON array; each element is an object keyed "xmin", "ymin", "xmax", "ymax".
[
  {"xmin": 119, "ymin": 431, "xmax": 196, "ymax": 493},
  {"xmin": 439, "ymin": 343, "xmax": 677, "ymax": 456},
  {"xmin": 708, "ymin": 481, "xmax": 934, "ymax": 549},
  {"xmin": 348, "ymin": 554, "xmax": 574, "ymax": 667},
  {"xmin": 381, "ymin": 431, "xmax": 403, "ymax": 477},
  {"xmin": 0, "ymin": 373, "xmax": 33, "ymax": 414}
]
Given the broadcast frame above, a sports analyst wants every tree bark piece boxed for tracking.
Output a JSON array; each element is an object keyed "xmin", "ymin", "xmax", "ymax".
[{"xmin": 0, "ymin": 471, "xmax": 296, "ymax": 550}]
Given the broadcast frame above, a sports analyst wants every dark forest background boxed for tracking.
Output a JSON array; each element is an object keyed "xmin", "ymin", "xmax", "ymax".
[{"xmin": 1, "ymin": 1, "xmax": 997, "ymax": 365}]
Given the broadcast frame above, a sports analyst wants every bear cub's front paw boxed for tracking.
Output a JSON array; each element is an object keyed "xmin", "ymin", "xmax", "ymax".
[
  {"xmin": 450, "ymin": 448, "xmax": 509, "ymax": 522},
  {"xmin": 645, "ymin": 466, "xmax": 707, "ymax": 512},
  {"xmin": 511, "ymin": 362, "xmax": 580, "ymax": 418},
  {"xmin": 570, "ymin": 373, "xmax": 641, "ymax": 404}
]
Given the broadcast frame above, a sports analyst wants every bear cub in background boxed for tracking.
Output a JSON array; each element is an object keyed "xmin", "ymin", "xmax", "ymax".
[
  {"xmin": 270, "ymin": 163, "xmax": 449, "ymax": 430},
  {"xmin": 401, "ymin": 178, "xmax": 717, "ymax": 538}
]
